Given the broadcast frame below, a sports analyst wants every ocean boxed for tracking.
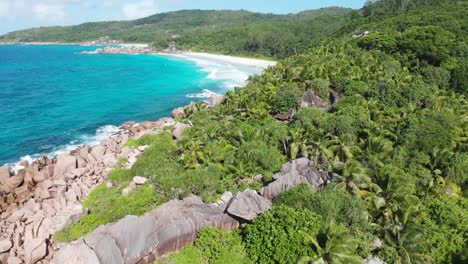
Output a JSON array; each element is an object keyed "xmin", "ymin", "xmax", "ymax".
[{"xmin": 0, "ymin": 45, "xmax": 261, "ymax": 166}]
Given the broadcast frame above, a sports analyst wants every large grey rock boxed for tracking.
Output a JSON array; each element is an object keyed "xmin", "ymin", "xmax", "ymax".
[
  {"xmin": 84, "ymin": 233, "xmax": 124, "ymax": 264},
  {"xmin": 53, "ymin": 196, "xmax": 238, "ymax": 263},
  {"xmin": 52, "ymin": 241, "xmax": 101, "ymax": 264},
  {"xmin": 172, "ymin": 123, "xmax": 190, "ymax": 141},
  {"xmin": 227, "ymin": 189, "xmax": 272, "ymax": 221},
  {"xmin": 260, "ymin": 158, "xmax": 331, "ymax": 200},
  {"xmin": 301, "ymin": 89, "xmax": 330, "ymax": 110}
]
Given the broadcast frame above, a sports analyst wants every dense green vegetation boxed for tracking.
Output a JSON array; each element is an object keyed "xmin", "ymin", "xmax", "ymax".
[
  {"xmin": 53, "ymin": 0, "xmax": 466, "ymax": 263},
  {"xmin": 0, "ymin": 8, "xmax": 351, "ymax": 58}
]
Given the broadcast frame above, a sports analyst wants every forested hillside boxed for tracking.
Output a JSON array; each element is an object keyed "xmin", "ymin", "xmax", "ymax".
[
  {"xmin": 0, "ymin": 8, "xmax": 351, "ymax": 58},
  {"xmin": 44, "ymin": 0, "xmax": 468, "ymax": 263}
]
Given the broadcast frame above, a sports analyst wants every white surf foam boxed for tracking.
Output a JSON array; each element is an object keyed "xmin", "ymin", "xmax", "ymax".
[
  {"xmin": 169, "ymin": 54, "xmax": 258, "ymax": 91},
  {"xmin": 6, "ymin": 125, "xmax": 120, "ymax": 173},
  {"xmin": 186, "ymin": 89, "xmax": 218, "ymax": 99}
]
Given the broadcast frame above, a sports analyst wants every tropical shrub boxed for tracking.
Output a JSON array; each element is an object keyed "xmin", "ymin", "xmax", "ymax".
[
  {"xmin": 271, "ymin": 84, "xmax": 303, "ymax": 114},
  {"xmin": 243, "ymin": 205, "xmax": 321, "ymax": 264}
]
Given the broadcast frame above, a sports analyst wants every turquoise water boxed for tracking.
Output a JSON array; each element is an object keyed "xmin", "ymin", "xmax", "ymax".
[{"xmin": 0, "ymin": 45, "xmax": 259, "ymax": 165}]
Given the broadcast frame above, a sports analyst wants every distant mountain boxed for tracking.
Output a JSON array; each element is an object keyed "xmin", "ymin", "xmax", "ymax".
[{"xmin": 0, "ymin": 8, "xmax": 353, "ymax": 58}]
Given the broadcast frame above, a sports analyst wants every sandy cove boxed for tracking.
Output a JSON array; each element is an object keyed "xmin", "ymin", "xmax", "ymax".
[{"xmin": 166, "ymin": 52, "xmax": 277, "ymax": 70}]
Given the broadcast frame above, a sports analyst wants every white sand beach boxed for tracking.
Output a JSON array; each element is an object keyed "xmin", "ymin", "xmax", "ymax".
[{"xmin": 179, "ymin": 52, "xmax": 277, "ymax": 70}]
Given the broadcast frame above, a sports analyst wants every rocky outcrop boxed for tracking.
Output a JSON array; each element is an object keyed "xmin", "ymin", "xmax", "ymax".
[
  {"xmin": 52, "ymin": 196, "xmax": 239, "ymax": 264},
  {"xmin": 260, "ymin": 157, "xmax": 331, "ymax": 200},
  {"xmin": 301, "ymin": 89, "xmax": 330, "ymax": 110},
  {"xmin": 274, "ymin": 108, "xmax": 296, "ymax": 121},
  {"xmin": 52, "ymin": 158, "xmax": 330, "ymax": 264},
  {"xmin": 226, "ymin": 189, "xmax": 272, "ymax": 221},
  {"xmin": 83, "ymin": 46, "xmax": 155, "ymax": 55},
  {"xmin": 171, "ymin": 107, "xmax": 186, "ymax": 118},
  {"xmin": 0, "ymin": 118, "xmax": 175, "ymax": 263},
  {"xmin": 172, "ymin": 122, "xmax": 191, "ymax": 141}
]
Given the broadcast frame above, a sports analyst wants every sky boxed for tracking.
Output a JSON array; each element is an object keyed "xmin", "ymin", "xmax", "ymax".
[{"xmin": 0, "ymin": 0, "xmax": 367, "ymax": 35}]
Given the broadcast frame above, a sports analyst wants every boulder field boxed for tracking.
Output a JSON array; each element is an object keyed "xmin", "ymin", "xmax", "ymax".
[
  {"xmin": 0, "ymin": 118, "xmax": 176, "ymax": 264},
  {"xmin": 51, "ymin": 158, "xmax": 332, "ymax": 264},
  {"xmin": 0, "ymin": 94, "xmax": 225, "ymax": 264},
  {"xmin": 0, "ymin": 94, "xmax": 336, "ymax": 264}
]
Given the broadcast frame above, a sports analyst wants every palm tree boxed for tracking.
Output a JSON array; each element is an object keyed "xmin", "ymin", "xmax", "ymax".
[
  {"xmin": 299, "ymin": 219, "xmax": 362, "ymax": 264},
  {"xmin": 334, "ymin": 160, "xmax": 381, "ymax": 198},
  {"xmin": 383, "ymin": 210, "xmax": 432, "ymax": 264},
  {"xmin": 327, "ymin": 135, "xmax": 360, "ymax": 162}
]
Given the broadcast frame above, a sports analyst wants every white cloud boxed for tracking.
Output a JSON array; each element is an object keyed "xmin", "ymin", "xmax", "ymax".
[
  {"xmin": 32, "ymin": 3, "xmax": 66, "ymax": 21},
  {"xmin": 0, "ymin": 0, "xmax": 85, "ymax": 21},
  {"xmin": 0, "ymin": 1, "xmax": 17, "ymax": 19},
  {"xmin": 122, "ymin": 0, "xmax": 158, "ymax": 19},
  {"xmin": 104, "ymin": 0, "xmax": 120, "ymax": 7}
]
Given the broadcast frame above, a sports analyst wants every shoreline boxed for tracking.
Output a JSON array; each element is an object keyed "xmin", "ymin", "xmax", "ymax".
[
  {"xmin": 2, "ymin": 46, "xmax": 275, "ymax": 170},
  {"xmin": 0, "ymin": 42, "xmax": 276, "ymax": 263},
  {"xmin": 0, "ymin": 42, "xmax": 277, "ymax": 66},
  {"xmin": 165, "ymin": 52, "xmax": 277, "ymax": 70},
  {"xmin": 0, "ymin": 93, "xmax": 224, "ymax": 263}
]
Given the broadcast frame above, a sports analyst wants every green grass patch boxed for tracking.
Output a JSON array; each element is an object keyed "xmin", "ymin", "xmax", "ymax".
[
  {"xmin": 108, "ymin": 168, "xmax": 133, "ymax": 184},
  {"xmin": 115, "ymin": 157, "xmax": 128, "ymax": 168},
  {"xmin": 124, "ymin": 133, "xmax": 170, "ymax": 149},
  {"xmin": 54, "ymin": 184, "xmax": 167, "ymax": 243}
]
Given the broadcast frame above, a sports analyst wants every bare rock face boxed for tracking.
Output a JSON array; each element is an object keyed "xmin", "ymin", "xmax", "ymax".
[
  {"xmin": 133, "ymin": 176, "xmax": 147, "ymax": 185},
  {"xmin": 260, "ymin": 158, "xmax": 331, "ymax": 200},
  {"xmin": 90, "ymin": 146, "xmax": 107, "ymax": 162},
  {"xmin": 23, "ymin": 238, "xmax": 47, "ymax": 264},
  {"xmin": 226, "ymin": 189, "xmax": 272, "ymax": 221},
  {"xmin": 274, "ymin": 108, "xmax": 296, "ymax": 121},
  {"xmin": 209, "ymin": 94, "xmax": 224, "ymax": 107},
  {"xmin": 172, "ymin": 123, "xmax": 191, "ymax": 141},
  {"xmin": 52, "ymin": 241, "xmax": 101, "ymax": 264},
  {"xmin": 52, "ymin": 196, "xmax": 239, "ymax": 264},
  {"xmin": 0, "ymin": 239, "xmax": 12, "ymax": 253},
  {"xmin": 0, "ymin": 166, "xmax": 13, "ymax": 185},
  {"xmin": 301, "ymin": 89, "xmax": 330, "ymax": 110},
  {"xmin": 53, "ymin": 156, "xmax": 77, "ymax": 179},
  {"xmin": 171, "ymin": 107, "xmax": 186, "ymax": 118}
]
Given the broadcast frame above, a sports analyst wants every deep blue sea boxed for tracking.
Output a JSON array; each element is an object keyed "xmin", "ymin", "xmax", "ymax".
[{"xmin": 0, "ymin": 45, "xmax": 260, "ymax": 166}]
